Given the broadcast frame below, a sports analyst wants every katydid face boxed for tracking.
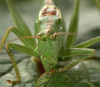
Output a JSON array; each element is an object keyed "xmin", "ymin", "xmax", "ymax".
[{"xmin": 37, "ymin": 37, "xmax": 61, "ymax": 68}]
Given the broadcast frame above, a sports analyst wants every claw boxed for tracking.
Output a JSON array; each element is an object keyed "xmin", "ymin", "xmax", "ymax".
[{"xmin": 6, "ymin": 80, "xmax": 20, "ymax": 85}]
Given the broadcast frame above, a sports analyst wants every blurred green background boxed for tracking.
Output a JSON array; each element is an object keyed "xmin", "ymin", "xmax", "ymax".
[{"xmin": 0, "ymin": 0, "xmax": 100, "ymax": 44}]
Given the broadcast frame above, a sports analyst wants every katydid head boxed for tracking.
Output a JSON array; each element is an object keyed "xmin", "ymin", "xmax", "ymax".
[
  {"xmin": 37, "ymin": 38, "xmax": 61, "ymax": 71},
  {"xmin": 37, "ymin": 31, "xmax": 62, "ymax": 71}
]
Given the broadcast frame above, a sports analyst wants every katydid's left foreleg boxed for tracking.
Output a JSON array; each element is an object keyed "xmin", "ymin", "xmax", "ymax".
[
  {"xmin": 59, "ymin": 48, "xmax": 95, "ymax": 71},
  {"xmin": 5, "ymin": 42, "xmax": 40, "ymax": 84}
]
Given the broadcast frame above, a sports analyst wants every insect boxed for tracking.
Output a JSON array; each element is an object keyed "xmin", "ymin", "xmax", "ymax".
[{"xmin": 0, "ymin": 0, "xmax": 100, "ymax": 85}]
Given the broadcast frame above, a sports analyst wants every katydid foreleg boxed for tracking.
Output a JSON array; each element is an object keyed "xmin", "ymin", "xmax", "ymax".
[
  {"xmin": 0, "ymin": 0, "xmax": 37, "ymax": 84},
  {"xmin": 6, "ymin": 42, "xmax": 21, "ymax": 84},
  {"xmin": 59, "ymin": 48, "xmax": 95, "ymax": 72},
  {"xmin": 5, "ymin": 42, "xmax": 40, "ymax": 84},
  {"xmin": 59, "ymin": 35, "xmax": 100, "ymax": 71}
]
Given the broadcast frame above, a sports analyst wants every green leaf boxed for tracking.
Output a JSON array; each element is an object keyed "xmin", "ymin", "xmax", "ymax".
[
  {"xmin": 0, "ymin": 48, "xmax": 38, "ymax": 87},
  {"xmin": 5, "ymin": 0, "xmax": 35, "ymax": 48},
  {"xmin": 36, "ymin": 60, "xmax": 100, "ymax": 87},
  {"xmin": 66, "ymin": 0, "xmax": 80, "ymax": 48}
]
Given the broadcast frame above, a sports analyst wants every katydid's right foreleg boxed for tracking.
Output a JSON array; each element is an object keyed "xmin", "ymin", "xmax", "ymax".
[
  {"xmin": 5, "ymin": 42, "xmax": 40, "ymax": 84},
  {"xmin": 6, "ymin": 42, "xmax": 21, "ymax": 84}
]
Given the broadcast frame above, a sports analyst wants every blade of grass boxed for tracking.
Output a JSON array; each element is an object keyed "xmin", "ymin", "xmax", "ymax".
[
  {"xmin": 66, "ymin": 0, "xmax": 80, "ymax": 48},
  {"xmin": 94, "ymin": 0, "xmax": 100, "ymax": 14},
  {"xmin": 5, "ymin": 0, "xmax": 35, "ymax": 48}
]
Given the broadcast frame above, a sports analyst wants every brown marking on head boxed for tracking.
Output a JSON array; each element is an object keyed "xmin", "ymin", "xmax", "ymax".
[
  {"xmin": 39, "ymin": 4, "xmax": 62, "ymax": 20},
  {"xmin": 42, "ymin": 6, "xmax": 56, "ymax": 16},
  {"xmin": 37, "ymin": 33, "xmax": 42, "ymax": 37},
  {"xmin": 46, "ymin": 16, "xmax": 54, "ymax": 26},
  {"xmin": 45, "ymin": 29, "xmax": 51, "ymax": 36},
  {"xmin": 49, "ymin": 15, "xmax": 52, "ymax": 21},
  {"xmin": 46, "ymin": 21, "xmax": 54, "ymax": 26},
  {"xmin": 45, "ymin": 16, "xmax": 54, "ymax": 32}
]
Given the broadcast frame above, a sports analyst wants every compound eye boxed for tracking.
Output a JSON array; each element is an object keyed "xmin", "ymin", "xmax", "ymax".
[
  {"xmin": 54, "ymin": 35, "xmax": 58, "ymax": 38},
  {"xmin": 37, "ymin": 33, "xmax": 42, "ymax": 37},
  {"xmin": 53, "ymin": 34, "xmax": 58, "ymax": 40}
]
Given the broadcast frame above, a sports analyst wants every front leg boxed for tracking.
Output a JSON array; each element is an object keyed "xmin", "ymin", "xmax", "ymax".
[
  {"xmin": 5, "ymin": 42, "xmax": 40, "ymax": 84},
  {"xmin": 59, "ymin": 48, "xmax": 95, "ymax": 71}
]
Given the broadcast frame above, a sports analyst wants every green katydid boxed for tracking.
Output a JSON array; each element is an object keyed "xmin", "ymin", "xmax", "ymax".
[{"xmin": 0, "ymin": 0, "xmax": 100, "ymax": 85}]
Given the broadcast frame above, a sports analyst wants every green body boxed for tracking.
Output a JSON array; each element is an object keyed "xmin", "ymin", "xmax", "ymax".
[
  {"xmin": 33, "ymin": 2, "xmax": 66, "ymax": 70},
  {"xmin": 35, "ymin": 15, "xmax": 66, "ymax": 70},
  {"xmin": 0, "ymin": 0, "xmax": 100, "ymax": 85}
]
